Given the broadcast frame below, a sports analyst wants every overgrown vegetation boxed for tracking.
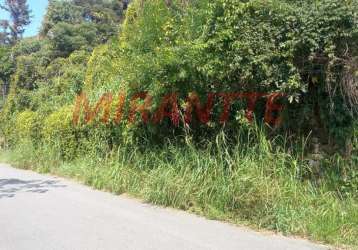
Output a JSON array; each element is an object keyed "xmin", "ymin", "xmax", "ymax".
[{"xmin": 0, "ymin": 0, "xmax": 357, "ymax": 248}]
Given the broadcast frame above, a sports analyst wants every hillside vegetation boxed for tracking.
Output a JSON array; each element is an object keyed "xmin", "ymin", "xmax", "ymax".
[{"xmin": 0, "ymin": 0, "xmax": 357, "ymax": 248}]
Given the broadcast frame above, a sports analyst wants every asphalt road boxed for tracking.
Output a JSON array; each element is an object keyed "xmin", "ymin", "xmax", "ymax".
[{"xmin": 0, "ymin": 163, "xmax": 329, "ymax": 250}]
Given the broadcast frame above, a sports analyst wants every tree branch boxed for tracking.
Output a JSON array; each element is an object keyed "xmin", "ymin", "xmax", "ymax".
[{"xmin": 0, "ymin": 4, "xmax": 9, "ymax": 12}]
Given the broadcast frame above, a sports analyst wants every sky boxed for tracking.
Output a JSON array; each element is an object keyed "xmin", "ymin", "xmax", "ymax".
[{"xmin": 0, "ymin": 0, "xmax": 48, "ymax": 37}]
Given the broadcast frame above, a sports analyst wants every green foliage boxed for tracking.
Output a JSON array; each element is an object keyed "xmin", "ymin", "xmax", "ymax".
[
  {"xmin": 0, "ymin": 0, "xmax": 126, "ymax": 133},
  {"xmin": 62, "ymin": 0, "xmax": 358, "ymax": 146},
  {"xmin": 41, "ymin": 0, "xmax": 84, "ymax": 35},
  {"xmin": 42, "ymin": 0, "xmax": 127, "ymax": 48},
  {"xmin": 43, "ymin": 105, "xmax": 77, "ymax": 159},
  {"xmin": 199, "ymin": 0, "xmax": 357, "ymax": 141},
  {"xmin": 2, "ymin": 130, "xmax": 358, "ymax": 247},
  {"xmin": 83, "ymin": 0, "xmax": 357, "ymax": 143},
  {"xmin": 2, "ymin": 0, "xmax": 357, "ymax": 164},
  {"xmin": 84, "ymin": 44, "xmax": 120, "ymax": 90},
  {"xmin": 29, "ymin": 50, "xmax": 90, "ymax": 113},
  {"xmin": 293, "ymin": 0, "xmax": 358, "ymax": 144},
  {"xmin": 0, "ymin": 1, "xmax": 357, "ymax": 247},
  {"xmin": 200, "ymin": 1, "xmax": 302, "ymax": 93},
  {"xmin": 12, "ymin": 55, "xmax": 41, "ymax": 90},
  {"xmin": 0, "ymin": 45, "xmax": 14, "ymax": 83},
  {"xmin": 11, "ymin": 37, "xmax": 43, "ymax": 57},
  {"xmin": 14, "ymin": 110, "xmax": 38, "ymax": 141},
  {"xmin": 48, "ymin": 22, "xmax": 98, "ymax": 57}
]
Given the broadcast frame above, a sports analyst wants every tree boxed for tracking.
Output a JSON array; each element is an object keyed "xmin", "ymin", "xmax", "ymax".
[
  {"xmin": 0, "ymin": 20, "xmax": 9, "ymax": 45},
  {"xmin": 41, "ymin": 0, "xmax": 129, "ymax": 41},
  {"xmin": 0, "ymin": 45, "xmax": 13, "ymax": 82},
  {"xmin": 0, "ymin": 45, "xmax": 14, "ymax": 103},
  {"xmin": 48, "ymin": 22, "xmax": 97, "ymax": 57},
  {"xmin": 0, "ymin": 0, "xmax": 32, "ymax": 44},
  {"xmin": 40, "ymin": 0, "xmax": 83, "ymax": 36}
]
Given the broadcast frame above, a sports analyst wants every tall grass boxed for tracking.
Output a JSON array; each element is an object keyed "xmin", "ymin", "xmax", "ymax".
[{"xmin": 1, "ymin": 128, "xmax": 357, "ymax": 249}]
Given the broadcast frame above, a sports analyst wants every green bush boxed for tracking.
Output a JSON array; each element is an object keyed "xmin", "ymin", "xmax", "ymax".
[
  {"xmin": 14, "ymin": 110, "xmax": 39, "ymax": 142},
  {"xmin": 43, "ymin": 105, "xmax": 77, "ymax": 159},
  {"xmin": 1, "ymin": 1, "xmax": 357, "ymax": 247}
]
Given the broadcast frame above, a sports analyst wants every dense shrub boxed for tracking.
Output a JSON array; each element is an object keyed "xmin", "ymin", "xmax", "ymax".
[
  {"xmin": 0, "ymin": 0, "xmax": 357, "ymax": 247},
  {"xmin": 1, "ymin": 0, "xmax": 356, "ymax": 159},
  {"xmin": 14, "ymin": 110, "xmax": 38, "ymax": 141},
  {"xmin": 43, "ymin": 106, "xmax": 77, "ymax": 159},
  {"xmin": 78, "ymin": 0, "xmax": 358, "ymax": 146}
]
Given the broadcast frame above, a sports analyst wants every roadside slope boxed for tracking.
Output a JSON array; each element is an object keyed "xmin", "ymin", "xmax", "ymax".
[{"xmin": 0, "ymin": 164, "xmax": 329, "ymax": 250}]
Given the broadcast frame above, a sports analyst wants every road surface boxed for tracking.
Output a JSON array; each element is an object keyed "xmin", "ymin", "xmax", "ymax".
[{"xmin": 0, "ymin": 164, "xmax": 328, "ymax": 250}]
